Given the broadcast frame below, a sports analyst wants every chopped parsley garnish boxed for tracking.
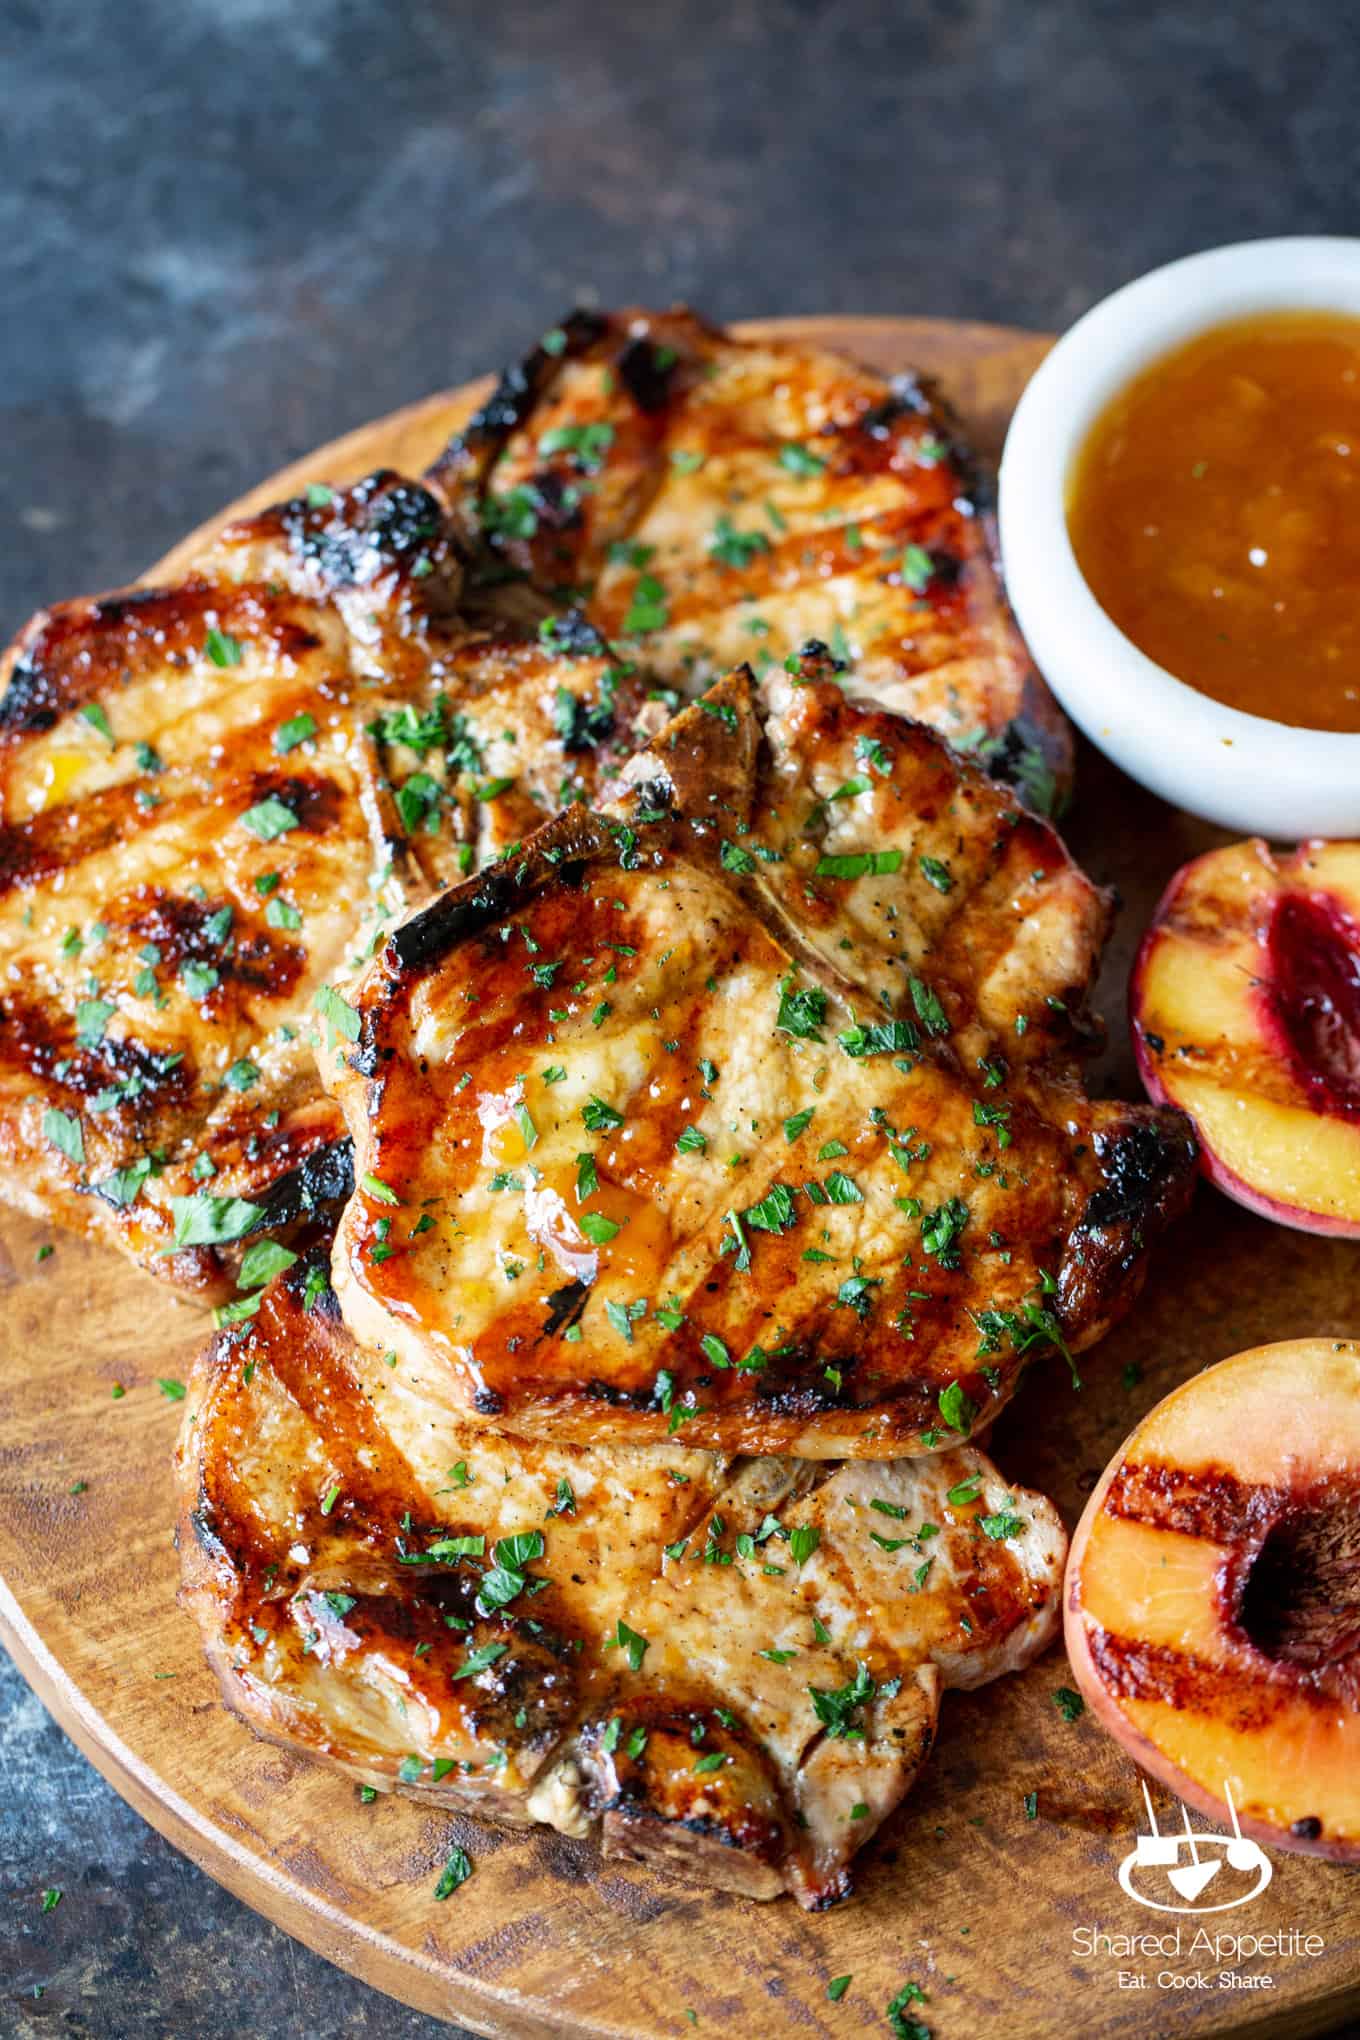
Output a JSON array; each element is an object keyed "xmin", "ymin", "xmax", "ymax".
[
  {"xmin": 1053, "ymin": 1686, "xmax": 1085, "ymax": 1723},
  {"xmin": 180, "ymin": 960, "xmax": 219, "ymax": 1001},
  {"xmin": 838, "ymin": 1019, "xmax": 917, "ymax": 1058},
  {"xmin": 743, "ymin": 1182, "xmax": 796, "ymax": 1234},
  {"xmin": 908, "ymin": 975, "xmax": 950, "ymax": 1037},
  {"xmin": 938, "ymin": 1380, "xmax": 978, "ymax": 1434},
  {"xmin": 157, "ymin": 1377, "xmax": 186, "ymax": 1401},
  {"xmin": 708, "ymin": 515, "xmax": 771, "ymax": 571},
  {"xmin": 606, "ymin": 1618, "xmax": 649, "ymax": 1672},
  {"xmin": 788, "ymin": 1524, "xmax": 821, "ymax": 1566},
  {"xmin": 605, "ymin": 1298, "xmax": 645, "ymax": 1342},
  {"xmin": 539, "ymin": 420, "xmax": 615, "ymax": 471},
  {"xmin": 205, "ymin": 626, "xmax": 243, "ymax": 667},
  {"xmin": 313, "ymin": 983, "xmax": 360, "ymax": 1043},
  {"xmin": 581, "ymin": 1096, "xmax": 624, "ymax": 1131},
  {"xmin": 74, "ymin": 998, "xmax": 115, "ymax": 1045},
  {"xmin": 775, "ymin": 979, "xmax": 827, "ymax": 1041},
  {"xmin": 901, "ymin": 543, "xmax": 934, "ymax": 594},
  {"xmin": 777, "ymin": 441, "xmax": 827, "ymax": 477},
  {"xmin": 265, "ymin": 896, "xmax": 302, "ymax": 931},
  {"xmin": 453, "ymin": 1641, "xmax": 510, "ymax": 1680},
  {"xmin": 273, "ymin": 712, "xmax": 317, "ymax": 754},
  {"xmin": 238, "ymin": 1240, "xmax": 298, "ymax": 1289},
  {"xmin": 921, "ymin": 1196, "xmax": 969, "ymax": 1265},
  {"xmin": 675, "ymin": 1125, "xmax": 707, "ymax": 1155},
  {"xmin": 92, "ymin": 1157, "xmax": 153, "ymax": 1208},
  {"xmin": 42, "ymin": 1108, "xmax": 84, "ymax": 1166},
  {"xmin": 580, "ymin": 1212, "xmax": 621, "ymax": 1245},
  {"xmin": 814, "ymin": 849, "xmax": 902, "ymax": 880},
  {"xmin": 433, "ymin": 1844, "xmax": 474, "ymax": 1899},
  {"xmin": 919, "ymin": 854, "xmax": 953, "ymax": 893},
  {"xmin": 79, "ymin": 702, "xmax": 114, "ymax": 742},
  {"xmin": 167, "ymin": 1193, "xmax": 263, "ymax": 1250},
  {"xmin": 623, "ymin": 573, "xmax": 670, "ymax": 635},
  {"xmin": 809, "ymin": 1660, "xmax": 873, "ymax": 1739},
  {"xmin": 887, "ymin": 1980, "xmax": 930, "ymax": 2039},
  {"xmin": 240, "ymin": 797, "xmax": 299, "ymax": 841}
]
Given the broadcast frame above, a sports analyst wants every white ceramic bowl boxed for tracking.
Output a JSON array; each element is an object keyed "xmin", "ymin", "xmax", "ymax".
[{"xmin": 999, "ymin": 237, "xmax": 1360, "ymax": 839}]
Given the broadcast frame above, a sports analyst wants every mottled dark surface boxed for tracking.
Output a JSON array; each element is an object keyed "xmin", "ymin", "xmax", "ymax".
[{"xmin": 3, "ymin": 0, "xmax": 1360, "ymax": 2033}]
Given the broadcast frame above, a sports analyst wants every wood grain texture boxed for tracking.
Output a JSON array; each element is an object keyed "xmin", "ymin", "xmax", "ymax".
[{"xmin": 2, "ymin": 318, "xmax": 1357, "ymax": 2040}]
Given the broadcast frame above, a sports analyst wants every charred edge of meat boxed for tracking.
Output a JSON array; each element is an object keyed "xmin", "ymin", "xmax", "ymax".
[
  {"xmin": 1060, "ymin": 1116, "xmax": 1199, "ymax": 1326},
  {"xmin": 248, "ymin": 1138, "xmax": 356, "ymax": 1231},
  {"xmin": 433, "ymin": 308, "xmax": 611, "ymax": 483},
  {"xmin": 1085, "ymin": 1120, "xmax": 1198, "ymax": 1230},
  {"xmin": 957, "ymin": 714, "xmax": 1069, "ymax": 821},
  {"xmin": 0, "ymin": 655, "xmax": 61, "ymax": 735},
  {"xmin": 869, "ymin": 367, "xmax": 1073, "ymax": 810},
  {"xmin": 543, "ymin": 1281, "xmax": 590, "ymax": 1337},
  {"xmin": 537, "ymin": 607, "xmax": 610, "ymax": 662},
  {"xmin": 383, "ymin": 807, "xmax": 617, "ymax": 979},
  {"xmin": 276, "ymin": 471, "xmax": 451, "ymax": 591},
  {"xmin": 614, "ymin": 333, "xmax": 680, "ymax": 413},
  {"xmin": 281, "ymin": 1249, "xmax": 342, "ymax": 1320},
  {"xmin": 791, "ymin": 638, "xmax": 849, "ymax": 682}
]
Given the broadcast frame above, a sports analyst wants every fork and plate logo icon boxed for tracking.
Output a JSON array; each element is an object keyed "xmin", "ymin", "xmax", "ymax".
[{"xmin": 1118, "ymin": 1781, "xmax": 1274, "ymax": 1913}]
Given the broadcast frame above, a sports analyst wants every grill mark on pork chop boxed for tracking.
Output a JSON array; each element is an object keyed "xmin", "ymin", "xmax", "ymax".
[
  {"xmin": 0, "ymin": 473, "xmax": 652, "ymax": 1295},
  {"xmin": 322, "ymin": 659, "xmax": 1195, "ymax": 1457},
  {"xmin": 431, "ymin": 306, "xmax": 1071, "ymax": 808},
  {"xmin": 176, "ymin": 1262, "xmax": 1068, "ymax": 1906}
]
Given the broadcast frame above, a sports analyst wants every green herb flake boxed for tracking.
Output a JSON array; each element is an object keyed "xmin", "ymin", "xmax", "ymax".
[
  {"xmin": 240, "ymin": 797, "xmax": 299, "ymax": 841},
  {"xmin": 205, "ymin": 626, "xmax": 243, "ymax": 667},
  {"xmin": 273, "ymin": 711, "xmax": 317, "ymax": 754}
]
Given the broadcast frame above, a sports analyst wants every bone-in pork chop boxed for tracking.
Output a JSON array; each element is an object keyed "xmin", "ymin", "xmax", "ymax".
[
  {"xmin": 177, "ymin": 1258, "xmax": 1067, "ymax": 1907},
  {"xmin": 0, "ymin": 472, "xmax": 645, "ymax": 1294},
  {"xmin": 322, "ymin": 653, "xmax": 1195, "ymax": 1456},
  {"xmin": 433, "ymin": 305, "xmax": 1070, "ymax": 809}
]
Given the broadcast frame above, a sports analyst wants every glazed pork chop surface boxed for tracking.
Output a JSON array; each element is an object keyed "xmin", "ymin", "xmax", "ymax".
[
  {"xmin": 178, "ymin": 1259, "xmax": 1067, "ymax": 1907},
  {"xmin": 433, "ymin": 305, "xmax": 1070, "ymax": 810},
  {"xmin": 323, "ymin": 652, "xmax": 1196, "ymax": 1458},
  {"xmin": 0, "ymin": 473, "xmax": 645, "ymax": 1294}
]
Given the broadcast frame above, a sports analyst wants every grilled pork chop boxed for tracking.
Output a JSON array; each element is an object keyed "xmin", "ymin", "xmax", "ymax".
[
  {"xmin": 178, "ymin": 1258, "xmax": 1067, "ymax": 1906},
  {"xmin": 433, "ymin": 306, "xmax": 1070, "ymax": 809},
  {"xmin": 0, "ymin": 473, "xmax": 645, "ymax": 1294},
  {"xmin": 323, "ymin": 652, "xmax": 1196, "ymax": 1458}
]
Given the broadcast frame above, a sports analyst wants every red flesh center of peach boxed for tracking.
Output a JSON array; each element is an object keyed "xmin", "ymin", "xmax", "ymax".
[
  {"xmin": 1264, "ymin": 891, "xmax": 1360, "ymax": 1117},
  {"xmin": 1236, "ymin": 1484, "xmax": 1360, "ymax": 1696}
]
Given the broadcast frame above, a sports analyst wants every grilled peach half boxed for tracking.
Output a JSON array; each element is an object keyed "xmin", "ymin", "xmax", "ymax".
[
  {"xmin": 1066, "ymin": 1338, "xmax": 1360, "ymax": 1860},
  {"xmin": 1132, "ymin": 838, "xmax": 1360, "ymax": 1235}
]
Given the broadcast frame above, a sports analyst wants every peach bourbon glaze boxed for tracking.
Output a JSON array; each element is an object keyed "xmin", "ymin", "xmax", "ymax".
[{"xmin": 1068, "ymin": 311, "xmax": 1360, "ymax": 731}]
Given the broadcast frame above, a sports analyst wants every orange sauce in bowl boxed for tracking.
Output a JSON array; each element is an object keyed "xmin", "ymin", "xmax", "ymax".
[{"xmin": 1067, "ymin": 312, "xmax": 1360, "ymax": 731}]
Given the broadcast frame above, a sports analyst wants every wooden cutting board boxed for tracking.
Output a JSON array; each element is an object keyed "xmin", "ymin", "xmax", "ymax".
[{"xmin": 3, "ymin": 318, "xmax": 1358, "ymax": 2040}]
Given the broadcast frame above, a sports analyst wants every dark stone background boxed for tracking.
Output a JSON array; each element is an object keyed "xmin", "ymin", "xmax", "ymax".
[{"xmin": 2, "ymin": 1, "xmax": 1357, "ymax": 2033}]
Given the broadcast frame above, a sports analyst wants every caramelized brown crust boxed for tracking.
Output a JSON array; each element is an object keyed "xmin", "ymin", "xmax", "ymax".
[
  {"xmin": 431, "ymin": 305, "xmax": 1071, "ymax": 810},
  {"xmin": 0, "ymin": 474, "xmax": 648, "ymax": 1294},
  {"xmin": 177, "ymin": 1260, "xmax": 1067, "ymax": 1906},
  {"xmin": 323, "ymin": 654, "xmax": 1195, "ymax": 1456}
]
